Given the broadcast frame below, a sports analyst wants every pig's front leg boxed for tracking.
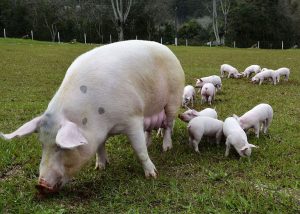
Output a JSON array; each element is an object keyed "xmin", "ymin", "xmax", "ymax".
[
  {"xmin": 95, "ymin": 143, "xmax": 109, "ymax": 170},
  {"xmin": 128, "ymin": 119, "xmax": 157, "ymax": 178},
  {"xmin": 254, "ymin": 123, "xmax": 260, "ymax": 138},
  {"xmin": 145, "ymin": 131, "xmax": 152, "ymax": 147}
]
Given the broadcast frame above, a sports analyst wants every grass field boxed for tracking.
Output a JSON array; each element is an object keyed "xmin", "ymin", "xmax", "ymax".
[{"xmin": 0, "ymin": 38, "xmax": 299, "ymax": 213}]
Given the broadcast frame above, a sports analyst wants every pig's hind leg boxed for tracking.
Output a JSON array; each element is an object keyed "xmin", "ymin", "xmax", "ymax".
[
  {"xmin": 263, "ymin": 118, "xmax": 271, "ymax": 134},
  {"xmin": 162, "ymin": 104, "xmax": 179, "ymax": 152},
  {"xmin": 225, "ymin": 137, "xmax": 231, "ymax": 157}
]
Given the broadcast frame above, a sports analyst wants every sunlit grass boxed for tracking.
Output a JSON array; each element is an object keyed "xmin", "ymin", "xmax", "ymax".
[{"xmin": 0, "ymin": 38, "xmax": 299, "ymax": 213}]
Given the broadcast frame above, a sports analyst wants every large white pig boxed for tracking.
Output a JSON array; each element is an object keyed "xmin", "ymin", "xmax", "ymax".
[
  {"xmin": 223, "ymin": 117, "xmax": 258, "ymax": 157},
  {"xmin": 233, "ymin": 103, "xmax": 273, "ymax": 138},
  {"xmin": 0, "ymin": 40, "xmax": 185, "ymax": 193}
]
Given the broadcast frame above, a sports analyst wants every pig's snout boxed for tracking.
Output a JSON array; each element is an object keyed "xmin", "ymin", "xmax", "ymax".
[{"xmin": 35, "ymin": 177, "xmax": 61, "ymax": 194}]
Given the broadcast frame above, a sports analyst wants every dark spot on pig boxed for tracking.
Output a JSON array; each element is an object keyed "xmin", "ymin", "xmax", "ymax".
[
  {"xmin": 82, "ymin": 118, "xmax": 88, "ymax": 125},
  {"xmin": 45, "ymin": 113, "xmax": 51, "ymax": 118},
  {"xmin": 80, "ymin": 85, "xmax": 87, "ymax": 94},
  {"xmin": 98, "ymin": 107, "xmax": 105, "ymax": 115}
]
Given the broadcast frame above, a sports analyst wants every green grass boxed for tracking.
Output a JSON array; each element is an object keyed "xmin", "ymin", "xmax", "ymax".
[{"xmin": 0, "ymin": 38, "xmax": 299, "ymax": 213}]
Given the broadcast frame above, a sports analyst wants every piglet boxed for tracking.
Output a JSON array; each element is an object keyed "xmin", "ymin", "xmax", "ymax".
[
  {"xmin": 223, "ymin": 117, "xmax": 258, "ymax": 157},
  {"xmin": 242, "ymin": 65, "xmax": 261, "ymax": 78},
  {"xmin": 200, "ymin": 83, "xmax": 215, "ymax": 105},
  {"xmin": 220, "ymin": 64, "xmax": 242, "ymax": 78},
  {"xmin": 251, "ymin": 68, "xmax": 278, "ymax": 85},
  {"xmin": 187, "ymin": 116, "xmax": 223, "ymax": 153},
  {"xmin": 182, "ymin": 85, "xmax": 196, "ymax": 108},
  {"xmin": 178, "ymin": 108, "xmax": 217, "ymax": 123},
  {"xmin": 233, "ymin": 103, "xmax": 273, "ymax": 138},
  {"xmin": 275, "ymin": 67, "xmax": 290, "ymax": 82},
  {"xmin": 195, "ymin": 75, "xmax": 222, "ymax": 91}
]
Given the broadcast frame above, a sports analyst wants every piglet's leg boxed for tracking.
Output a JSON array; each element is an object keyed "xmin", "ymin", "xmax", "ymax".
[
  {"xmin": 254, "ymin": 123, "xmax": 260, "ymax": 138},
  {"xmin": 95, "ymin": 143, "xmax": 109, "ymax": 170},
  {"xmin": 127, "ymin": 119, "xmax": 157, "ymax": 178},
  {"xmin": 225, "ymin": 138, "xmax": 231, "ymax": 157}
]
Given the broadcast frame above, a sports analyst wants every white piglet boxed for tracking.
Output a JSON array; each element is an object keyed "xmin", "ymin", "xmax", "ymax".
[
  {"xmin": 195, "ymin": 75, "xmax": 222, "ymax": 91},
  {"xmin": 220, "ymin": 64, "xmax": 242, "ymax": 78},
  {"xmin": 223, "ymin": 117, "xmax": 258, "ymax": 157},
  {"xmin": 233, "ymin": 103, "xmax": 273, "ymax": 138},
  {"xmin": 178, "ymin": 108, "xmax": 217, "ymax": 123},
  {"xmin": 0, "ymin": 40, "xmax": 185, "ymax": 194},
  {"xmin": 182, "ymin": 85, "xmax": 196, "ymax": 107},
  {"xmin": 251, "ymin": 69, "xmax": 278, "ymax": 85},
  {"xmin": 275, "ymin": 67, "xmax": 290, "ymax": 82},
  {"xmin": 200, "ymin": 83, "xmax": 215, "ymax": 105},
  {"xmin": 187, "ymin": 116, "xmax": 223, "ymax": 153},
  {"xmin": 242, "ymin": 65, "xmax": 261, "ymax": 78}
]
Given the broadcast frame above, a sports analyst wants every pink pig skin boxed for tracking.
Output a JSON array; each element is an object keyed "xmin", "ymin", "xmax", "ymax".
[{"xmin": 0, "ymin": 40, "xmax": 185, "ymax": 193}]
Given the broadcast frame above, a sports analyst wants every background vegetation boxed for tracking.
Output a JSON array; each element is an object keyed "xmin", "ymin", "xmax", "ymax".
[
  {"xmin": 0, "ymin": 0, "xmax": 300, "ymax": 48},
  {"xmin": 0, "ymin": 38, "xmax": 299, "ymax": 213}
]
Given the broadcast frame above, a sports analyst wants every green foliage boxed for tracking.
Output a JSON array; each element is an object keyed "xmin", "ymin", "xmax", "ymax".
[
  {"xmin": 178, "ymin": 19, "xmax": 210, "ymax": 45},
  {"xmin": 227, "ymin": 0, "xmax": 296, "ymax": 48},
  {"xmin": 0, "ymin": 39, "xmax": 299, "ymax": 213}
]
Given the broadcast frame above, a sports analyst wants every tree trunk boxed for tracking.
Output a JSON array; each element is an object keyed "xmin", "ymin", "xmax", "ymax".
[
  {"xmin": 220, "ymin": 0, "xmax": 231, "ymax": 45},
  {"xmin": 111, "ymin": 0, "xmax": 132, "ymax": 41},
  {"xmin": 212, "ymin": 0, "xmax": 220, "ymax": 44}
]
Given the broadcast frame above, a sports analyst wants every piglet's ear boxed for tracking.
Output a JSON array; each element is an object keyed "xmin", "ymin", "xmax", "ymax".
[
  {"xmin": 0, "ymin": 116, "xmax": 42, "ymax": 140},
  {"xmin": 56, "ymin": 121, "xmax": 88, "ymax": 149},
  {"xmin": 240, "ymin": 145, "xmax": 248, "ymax": 152},
  {"xmin": 249, "ymin": 144, "xmax": 258, "ymax": 148},
  {"xmin": 191, "ymin": 110, "xmax": 198, "ymax": 116}
]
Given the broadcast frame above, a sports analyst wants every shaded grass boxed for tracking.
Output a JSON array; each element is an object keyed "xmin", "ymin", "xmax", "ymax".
[{"xmin": 0, "ymin": 39, "xmax": 299, "ymax": 213}]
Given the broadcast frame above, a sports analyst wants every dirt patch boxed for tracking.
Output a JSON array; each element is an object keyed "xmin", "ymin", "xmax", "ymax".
[{"xmin": 0, "ymin": 165, "xmax": 23, "ymax": 181}]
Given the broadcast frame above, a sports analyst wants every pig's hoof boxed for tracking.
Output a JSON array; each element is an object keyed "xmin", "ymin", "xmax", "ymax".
[
  {"xmin": 145, "ymin": 168, "xmax": 158, "ymax": 179},
  {"xmin": 94, "ymin": 160, "xmax": 109, "ymax": 170},
  {"xmin": 163, "ymin": 143, "xmax": 172, "ymax": 152},
  {"xmin": 94, "ymin": 163, "xmax": 105, "ymax": 170}
]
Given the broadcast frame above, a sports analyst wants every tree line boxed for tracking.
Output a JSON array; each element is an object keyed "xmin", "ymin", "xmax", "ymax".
[{"xmin": 0, "ymin": 0, "xmax": 299, "ymax": 48}]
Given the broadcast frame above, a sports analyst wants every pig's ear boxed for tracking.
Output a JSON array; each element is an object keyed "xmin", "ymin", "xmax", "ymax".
[
  {"xmin": 56, "ymin": 121, "xmax": 88, "ymax": 149},
  {"xmin": 199, "ymin": 78, "xmax": 203, "ymax": 82},
  {"xmin": 249, "ymin": 144, "xmax": 258, "ymax": 148},
  {"xmin": 191, "ymin": 110, "xmax": 198, "ymax": 116},
  {"xmin": 240, "ymin": 145, "xmax": 249, "ymax": 154},
  {"xmin": 0, "ymin": 116, "xmax": 42, "ymax": 140}
]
